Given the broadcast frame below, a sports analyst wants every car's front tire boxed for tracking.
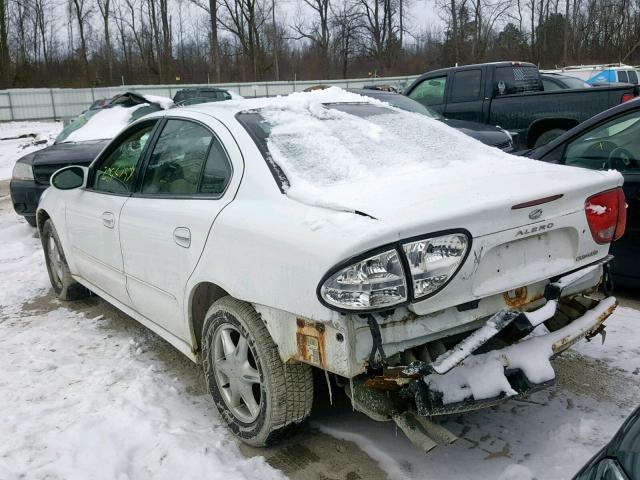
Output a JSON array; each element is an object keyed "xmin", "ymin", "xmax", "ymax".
[
  {"xmin": 202, "ymin": 296, "xmax": 313, "ymax": 446},
  {"xmin": 24, "ymin": 216, "xmax": 37, "ymax": 227},
  {"xmin": 41, "ymin": 219, "xmax": 89, "ymax": 300}
]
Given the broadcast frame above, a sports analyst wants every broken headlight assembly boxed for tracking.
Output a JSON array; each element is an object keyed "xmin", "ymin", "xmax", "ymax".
[{"xmin": 318, "ymin": 231, "xmax": 471, "ymax": 312}]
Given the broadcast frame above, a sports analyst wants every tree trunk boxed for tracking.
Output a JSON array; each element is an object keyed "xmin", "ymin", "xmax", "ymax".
[
  {"xmin": 271, "ymin": 0, "xmax": 279, "ymax": 80},
  {"xmin": 562, "ymin": 0, "xmax": 569, "ymax": 65},
  {"xmin": 0, "ymin": 0, "xmax": 9, "ymax": 87},
  {"xmin": 72, "ymin": 0, "xmax": 90, "ymax": 83},
  {"xmin": 209, "ymin": 0, "xmax": 221, "ymax": 82}
]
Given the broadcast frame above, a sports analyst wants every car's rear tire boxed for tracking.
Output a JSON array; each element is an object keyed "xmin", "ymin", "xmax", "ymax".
[
  {"xmin": 24, "ymin": 216, "xmax": 37, "ymax": 227},
  {"xmin": 42, "ymin": 219, "xmax": 89, "ymax": 300},
  {"xmin": 201, "ymin": 296, "xmax": 313, "ymax": 446},
  {"xmin": 533, "ymin": 128, "xmax": 567, "ymax": 148}
]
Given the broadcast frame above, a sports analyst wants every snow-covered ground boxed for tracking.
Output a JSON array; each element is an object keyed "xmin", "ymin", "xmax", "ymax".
[
  {"xmin": 0, "ymin": 211, "xmax": 285, "ymax": 480},
  {"xmin": 0, "ymin": 121, "xmax": 62, "ymax": 180},
  {"xmin": 0, "ymin": 121, "xmax": 638, "ymax": 480}
]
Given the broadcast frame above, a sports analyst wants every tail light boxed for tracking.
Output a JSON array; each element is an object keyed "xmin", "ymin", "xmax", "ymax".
[
  {"xmin": 585, "ymin": 188, "xmax": 627, "ymax": 244},
  {"xmin": 621, "ymin": 92, "xmax": 636, "ymax": 103}
]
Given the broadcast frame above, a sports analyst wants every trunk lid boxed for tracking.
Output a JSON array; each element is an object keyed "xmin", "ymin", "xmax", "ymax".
[{"xmin": 299, "ymin": 160, "xmax": 623, "ymax": 239}]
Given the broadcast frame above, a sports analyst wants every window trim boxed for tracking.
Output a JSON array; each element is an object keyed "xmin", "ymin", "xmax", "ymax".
[
  {"xmin": 449, "ymin": 68, "xmax": 483, "ymax": 104},
  {"xmin": 131, "ymin": 116, "xmax": 234, "ymax": 200},
  {"xmin": 86, "ymin": 119, "xmax": 161, "ymax": 197}
]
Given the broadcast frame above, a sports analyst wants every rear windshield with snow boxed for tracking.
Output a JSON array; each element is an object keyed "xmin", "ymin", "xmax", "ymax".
[{"xmin": 236, "ymin": 101, "xmax": 504, "ymax": 194}]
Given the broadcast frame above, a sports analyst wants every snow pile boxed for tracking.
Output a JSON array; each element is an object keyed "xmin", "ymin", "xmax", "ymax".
[
  {"xmin": 425, "ymin": 297, "xmax": 617, "ymax": 404},
  {"xmin": 143, "ymin": 94, "xmax": 174, "ymax": 110},
  {"xmin": 0, "ymin": 121, "xmax": 62, "ymax": 180},
  {"xmin": 575, "ymin": 305, "xmax": 640, "ymax": 373},
  {"xmin": 0, "ymin": 213, "xmax": 50, "ymax": 315},
  {"xmin": 63, "ymin": 104, "xmax": 149, "ymax": 143},
  {"xmin": 497, "ymin": 465, "xmax": 536, "ymax": 480}
]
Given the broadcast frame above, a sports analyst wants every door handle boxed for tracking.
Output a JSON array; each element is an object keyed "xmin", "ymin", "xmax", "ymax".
[
  {"xmin": 173, "ymin": 227, "xmax": 191, "ymax": 248},
  {"xmin": 102, "ymin": 211, "xmax": 115, "ymax": 229}
]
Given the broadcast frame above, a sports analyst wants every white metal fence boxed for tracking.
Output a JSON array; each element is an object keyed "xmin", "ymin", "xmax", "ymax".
[{"xmin": 0, "ymin": 75, "xmax": 419, "ymax": 122}]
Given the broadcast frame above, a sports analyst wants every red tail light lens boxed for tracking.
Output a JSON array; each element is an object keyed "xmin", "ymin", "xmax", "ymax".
[
  {"xmin": 621, "ymin": 92, "xmax": 635, "ymax": 103},
  {"xmin": 585, "ymin": 188, "xmax": 627, "ymax": 244}
]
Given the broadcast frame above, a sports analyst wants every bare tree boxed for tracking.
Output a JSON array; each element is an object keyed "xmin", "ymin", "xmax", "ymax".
[
  {"xmin": 219, "ymin": 0, "xmax": 268, "ymax": 80},
  {"xmin": 97, "ymin": 0, "xmax": 113, "ymax": 82},
  {"xmin": 71, "ymin": 0, "xmax": 92, "ymax": 82},
  {"xmin": 292, "ymin": 0, "xmax": 331, "ymax": 59},
  {"xmin": 0, "ymin": 0, "xmax": 9, "ymax": 86},
  {"xmin": 331, "ymin": 0, "xmax": 360, "ymax": 77}
]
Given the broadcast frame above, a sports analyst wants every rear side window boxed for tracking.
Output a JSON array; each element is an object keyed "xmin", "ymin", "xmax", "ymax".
[
  {"xmin": 141, "ymin": 119, "xmax": 231, "ymax": 195},
  {"xmin": 450, "ymin": 70, "xmax": 482, "ymax": 103},
  {"xmin": 407, "ymin": 76, "xmax": 447, "ymax": 106},
  {"xmin": 618, "ymin": 71, "xmax": 629, "ymax": 83},
  {"xmin": 628, "ymin": 71, "xmax": 638, "ymax": 84},
  {"xmin": 494, "ymin": 66, "xmax": 542, "ymax": 95}
]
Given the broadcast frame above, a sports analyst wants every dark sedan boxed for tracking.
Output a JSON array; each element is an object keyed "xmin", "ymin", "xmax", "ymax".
[
  {"xmin": 350, "ymin": 89, "xmax": 514, "ymax": 151},
  {"xmin": 541, "ymin": 73, "xmax": 592, "ymax": 90},
  {"xmin": 525, "ymin": 97, "xmax": 640, "ymax": 287},
  {"xmin": 573, "ymin": 405, "xmax": 640, "ymax": 479},
  {"xmin": 10, "ymin": 92, "xmax": 169, "ymax": 226}
]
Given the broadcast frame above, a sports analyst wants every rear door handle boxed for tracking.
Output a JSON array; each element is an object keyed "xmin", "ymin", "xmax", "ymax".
[
  {"xmin": 102, "ymin": 211, "xmax": 115, "ymax": 229},
  {"xmin": 173, "ymin": 227, "xmax": 191, "ymax": 248}
]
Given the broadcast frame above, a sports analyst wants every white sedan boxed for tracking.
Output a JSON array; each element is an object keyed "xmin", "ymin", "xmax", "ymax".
[{"xmin": 38, "ymin": 88, "xmax": 626, "ymax": 448}]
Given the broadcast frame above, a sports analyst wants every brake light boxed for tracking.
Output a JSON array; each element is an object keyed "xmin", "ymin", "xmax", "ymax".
[
  {"xmin": 585, "ymin": 188, "xmax": 627, "ymax": 244},
  {"xmin": 621, "ymin": 92, "xmax": 635, "ymax": 103}
]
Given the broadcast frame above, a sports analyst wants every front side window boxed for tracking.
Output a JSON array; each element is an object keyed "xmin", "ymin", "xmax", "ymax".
[
  {"xmin": 628, "ymin": 70, "xmax": 638, "ymax": 84},
  {"xmin": 408, "ymin": 76, "xmax": 447, "ymax": 106},
  {"xmin": 450, "ymin": 70, "xmax": 482, "ymax": 103},
  {"xmin": 141, "ymin": 119, "xmax": 231, "ymax": 195},
  {"xmin": 618, "ymin": 70, "xmax": 629, "ymax": 83},
  {"xmin": 93, "ymin": 124, "xmax": 155, "ymax": 194},
  {"xmin": 564, "ymin": 109, "xmax": 640, "ymax": 172}
]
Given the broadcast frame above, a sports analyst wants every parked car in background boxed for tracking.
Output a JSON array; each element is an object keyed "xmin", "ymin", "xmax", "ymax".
[
  {"xmin": 543, "ymin": 64, "xmax": 639, "ymax": 85},
  {"xmin": 172, "ymin": 87, "xmax": 232, "ymax": 106},
  {"xmin": 525, "ymin": 97, "xmax": 640, "ymax": 287},
  {"xmin": 362, "ymin": 84, "xmax": 400, "ymax": 93},
  {"xmin": 350, "ymin": 88, "xmax": 513, "ymax": 150},
  {"xmin": 404, "ymin": 61, "xmax": 639, "ymax": 148},
  {"xmin": 541, "ymin": 73, "xmax": 592, "ymax": 90},
  {"xmin": 37, "ymin": 88, "xmax": 623, "ymax": 448},
  {"xmin": 10, "ymin": 92, "xmax": 172, "ymax": 226},
  {"xmin": 573, "ymin": 405, "xmax": 640, "ymax": 479}
]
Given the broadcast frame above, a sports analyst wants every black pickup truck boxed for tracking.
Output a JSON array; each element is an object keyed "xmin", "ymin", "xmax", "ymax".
[{"xmin": 404, "ymin": 61, "xmax": 639, "ymax": 149}]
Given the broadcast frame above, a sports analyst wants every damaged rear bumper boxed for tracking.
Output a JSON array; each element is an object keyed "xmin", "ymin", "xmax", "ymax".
[{"xmin": 353, "ymin": 260, "xmax": 617, "ymax": 419}]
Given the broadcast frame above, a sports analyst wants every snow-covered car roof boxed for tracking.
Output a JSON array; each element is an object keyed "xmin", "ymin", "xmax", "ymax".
[{"xmin": 55, "ymin": 92, "xmax": 173, "ymax": 144}]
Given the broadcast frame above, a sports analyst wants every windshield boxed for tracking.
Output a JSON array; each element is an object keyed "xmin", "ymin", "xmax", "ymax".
[{"xmin": 358, "ymin": 92, "xmax": 441, "ymax": 118}]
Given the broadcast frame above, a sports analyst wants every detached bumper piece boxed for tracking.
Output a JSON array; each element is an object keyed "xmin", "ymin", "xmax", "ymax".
[{"xmin": 351, "ymin": 260, "xmax": 617, "ymax": 452}]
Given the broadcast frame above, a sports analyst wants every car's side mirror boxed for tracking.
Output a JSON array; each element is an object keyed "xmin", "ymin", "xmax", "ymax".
[{"xmin": 50, "ymin": 165, "xmax": 88, "ymax": 190}]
